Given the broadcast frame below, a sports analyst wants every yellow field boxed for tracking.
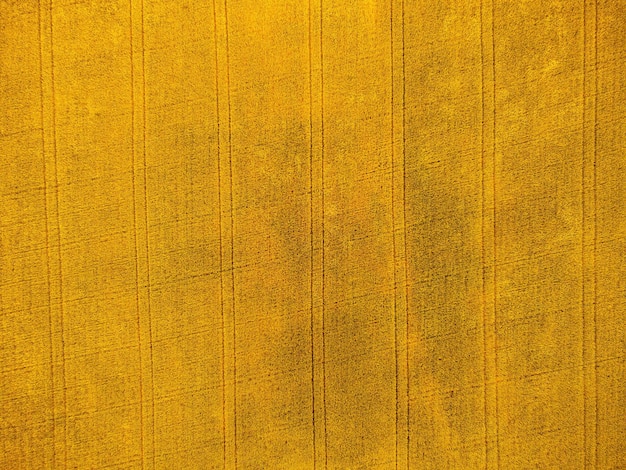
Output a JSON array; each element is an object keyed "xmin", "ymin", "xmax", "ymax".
[{"xmin": 1, "ymin": 0, "xmax": 625, "ymax": 468}]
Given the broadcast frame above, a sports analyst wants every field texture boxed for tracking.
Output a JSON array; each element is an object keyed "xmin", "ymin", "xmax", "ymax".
[{"xmin": 1, "ymin": 0, "xmax": 625, "ymax": 468}]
